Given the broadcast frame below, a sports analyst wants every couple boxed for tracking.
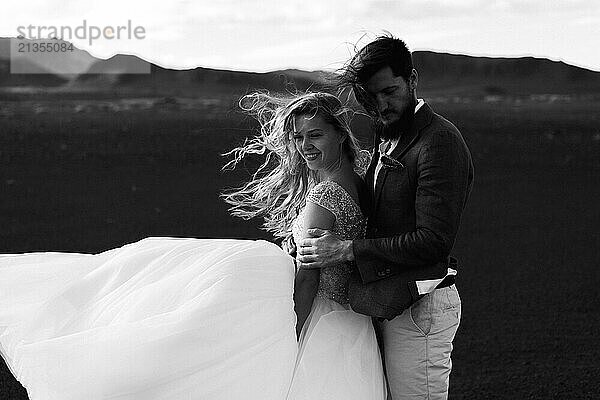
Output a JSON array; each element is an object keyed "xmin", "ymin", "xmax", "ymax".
[{"xmin": 0, "ymin": 36, "xmax": 473, "ymax": 399}]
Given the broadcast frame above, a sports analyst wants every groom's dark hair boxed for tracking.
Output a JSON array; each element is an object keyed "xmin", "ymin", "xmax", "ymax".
[{"xmin": 336, "ymin": 34, "xmax": 413, "ymax": 112}]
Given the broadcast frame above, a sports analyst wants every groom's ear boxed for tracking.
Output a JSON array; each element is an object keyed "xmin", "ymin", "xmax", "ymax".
[{"xmin": 409, "ymin": 69, "xmax": 418, "ymax": 90}]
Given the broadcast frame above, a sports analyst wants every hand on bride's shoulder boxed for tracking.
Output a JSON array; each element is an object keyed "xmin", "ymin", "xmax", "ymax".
[{"xmin": 296, "ymin": 228, "xmax": 354, "ymax": 270}]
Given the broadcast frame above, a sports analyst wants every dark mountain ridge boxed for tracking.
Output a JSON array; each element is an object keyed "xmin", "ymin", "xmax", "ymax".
[{"xmin": 1, "ymin": 37, "xmax": 599, "ymax": 97}]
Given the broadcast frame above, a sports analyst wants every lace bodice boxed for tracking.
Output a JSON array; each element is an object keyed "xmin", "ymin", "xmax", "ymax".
[{"xmin": 291, "ymin": 180, "xmax": 366, "ymax": 305}]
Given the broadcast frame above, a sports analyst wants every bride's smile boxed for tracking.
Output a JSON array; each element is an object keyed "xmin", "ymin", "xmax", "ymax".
[{"xmin": 303, "ymin": 151, "xmax": 320, "ymax": 161}]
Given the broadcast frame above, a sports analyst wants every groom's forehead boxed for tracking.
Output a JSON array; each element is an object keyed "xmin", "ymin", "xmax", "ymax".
[{"xmin": 365, "ymin": 66, "xmax": 399, "ymax": 92}]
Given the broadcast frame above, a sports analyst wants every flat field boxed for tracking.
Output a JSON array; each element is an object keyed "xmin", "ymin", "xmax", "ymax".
[{"xmin": 1, "ymin": 96, "xmax": 599, "ymax": 399}]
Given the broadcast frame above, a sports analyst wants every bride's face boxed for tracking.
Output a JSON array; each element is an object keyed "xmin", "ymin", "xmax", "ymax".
[{"xmin": 291, "ymin": 114, "xmax": 343, "ymax": 172}]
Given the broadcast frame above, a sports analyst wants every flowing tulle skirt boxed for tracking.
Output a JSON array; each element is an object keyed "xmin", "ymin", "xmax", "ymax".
[
  {"xmin": 288, "ymin": 297, "xmax": 387, "ymax": 399},
  {"xmin": 0, "ymin": 237, "xmax": 385, "ymax": 400}
]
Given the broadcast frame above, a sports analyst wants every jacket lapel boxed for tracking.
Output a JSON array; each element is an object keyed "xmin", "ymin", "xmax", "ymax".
[
  {"xmin": 365, "ymin": 152, "xmax": 378, "ymax": 190},
  {"xmin": 373, "ymin": 150, "xmax": 387, "ymax": 212},
  {"xmin": 389, "ymin": 103, "xmax": 434, "ymax": 161},
  {"xmin": 372, "ymin": 103, "xmax": 435, "ymax": 212},
  {"xmin": 364, "ymin": 141, "xmax": 379, "ymax": 218}
]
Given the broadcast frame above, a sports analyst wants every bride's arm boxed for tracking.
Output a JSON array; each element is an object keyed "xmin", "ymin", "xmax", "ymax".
[
  {"xmin": 293, "ymin": 202, "xmax": 335, "ymax": 338},
  {"xmin": 294, "ymin": 268, "xmax": 318, "ymax": 338}
]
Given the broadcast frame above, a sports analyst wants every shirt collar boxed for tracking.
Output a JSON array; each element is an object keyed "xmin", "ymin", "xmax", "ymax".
[{"xmin": 414, "ymin": 98, "xmax": 425, "ymax": 114}]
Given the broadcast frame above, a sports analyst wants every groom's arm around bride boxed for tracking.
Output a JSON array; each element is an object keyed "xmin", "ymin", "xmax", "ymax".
[{"xmin": 297, "ymin": 35, "xmax": 474, "ymax": 400}]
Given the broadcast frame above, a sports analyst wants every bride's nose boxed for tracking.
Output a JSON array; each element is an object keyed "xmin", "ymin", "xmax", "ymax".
[{"xmin": 301, "ymin": 138, "xmax": 314, "ymax": 151}]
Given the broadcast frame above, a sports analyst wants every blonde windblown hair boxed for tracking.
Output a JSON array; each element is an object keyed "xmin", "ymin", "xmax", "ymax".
[{"xmin": 221, "ymin": 91, "xmax": 369, "ymax": 239}]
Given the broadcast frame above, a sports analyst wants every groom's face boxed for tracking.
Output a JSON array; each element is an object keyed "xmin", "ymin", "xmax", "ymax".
[{"xmin": 364, "ymin": 66, "xmax": 415, "ymax": 128}]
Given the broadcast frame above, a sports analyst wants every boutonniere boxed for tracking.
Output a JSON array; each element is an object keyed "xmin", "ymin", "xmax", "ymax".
[{"xmin": 380, "ymin": 154, "xmax": 405, "ymax": 169}]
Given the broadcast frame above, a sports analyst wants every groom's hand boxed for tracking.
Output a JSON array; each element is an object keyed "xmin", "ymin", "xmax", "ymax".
[{"xmin": 297, "ymin": 228, "xmax": 354, "ymax": 270}]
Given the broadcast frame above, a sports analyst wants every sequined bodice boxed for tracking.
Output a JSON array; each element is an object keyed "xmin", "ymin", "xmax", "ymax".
[{"xmin": 291, "ymin": 180, "xmax": 366, "ymax": 305}]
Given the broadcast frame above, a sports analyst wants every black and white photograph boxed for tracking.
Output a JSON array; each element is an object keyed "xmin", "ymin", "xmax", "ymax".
[{"xmin": 0, "ymin": 1, "xmax": 599, "ymax": 399}]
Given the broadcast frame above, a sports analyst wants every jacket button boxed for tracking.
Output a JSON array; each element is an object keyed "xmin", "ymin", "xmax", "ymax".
[{"xmin": 385, "ymin": 268, "xmax": 391, "ymax": 274}]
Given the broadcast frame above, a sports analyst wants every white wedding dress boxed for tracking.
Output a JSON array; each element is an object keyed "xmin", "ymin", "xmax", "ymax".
[{"xmin": 0, "ymin": 181, "xmax": 386, "ymax": 400}]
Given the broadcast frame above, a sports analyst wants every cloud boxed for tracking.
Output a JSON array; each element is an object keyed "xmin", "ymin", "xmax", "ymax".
[{"xmin": 0, "ymin": 0, "xmax": 598, "ymax": 72}]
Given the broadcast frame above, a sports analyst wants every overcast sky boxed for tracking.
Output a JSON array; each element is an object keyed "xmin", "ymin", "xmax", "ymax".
[{"xmin": 1, "ymin": 0, "xmax": 598, "ymax": 72}]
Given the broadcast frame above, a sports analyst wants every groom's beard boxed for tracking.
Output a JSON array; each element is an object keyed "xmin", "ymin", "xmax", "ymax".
[{"xmin": 376, "ymin": 96, "xmax": 417, "ymax": 141}]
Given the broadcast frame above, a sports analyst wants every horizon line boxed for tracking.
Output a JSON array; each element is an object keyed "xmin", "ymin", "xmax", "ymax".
[{"xmin": 2, "ymin": 36, "xmax": 600, "ymax": 75}]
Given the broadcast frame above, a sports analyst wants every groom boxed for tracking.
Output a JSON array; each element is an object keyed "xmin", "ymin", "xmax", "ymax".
[{"xmin": 297, "ymin": 36, "xmax": 474, "ymax": 399}]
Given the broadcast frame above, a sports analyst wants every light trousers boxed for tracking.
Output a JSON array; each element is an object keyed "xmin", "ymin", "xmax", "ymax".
[{"xmin": 375, "ymin": 284, "xmax": 461, "ymax": 400}]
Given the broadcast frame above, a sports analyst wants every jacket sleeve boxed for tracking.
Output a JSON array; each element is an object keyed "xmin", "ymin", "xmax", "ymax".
[{"xmin": 352, "ymin": 129, "xmax": 473, "ymax": 284}]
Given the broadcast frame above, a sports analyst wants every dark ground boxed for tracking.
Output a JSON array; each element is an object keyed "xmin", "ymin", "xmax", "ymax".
[{"xmin": 1, "ymin": 96, "xmax": 599, "ymax": 399}]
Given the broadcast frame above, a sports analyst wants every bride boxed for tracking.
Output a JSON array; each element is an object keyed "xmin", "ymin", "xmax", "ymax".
[{"xmin": 0, "ymin": 92, "xmax": 387, "ymax": 400}]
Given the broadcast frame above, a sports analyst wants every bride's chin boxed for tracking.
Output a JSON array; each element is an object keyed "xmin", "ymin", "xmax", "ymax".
[{"xmin": 302, "ymin": 160, "xmax": 319, "ymax": 171}]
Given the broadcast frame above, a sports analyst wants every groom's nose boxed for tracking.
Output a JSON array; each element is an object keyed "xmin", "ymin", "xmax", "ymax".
[{"xmin": 375, "ymin": 95, "xmax": 388, "ymax": 114}]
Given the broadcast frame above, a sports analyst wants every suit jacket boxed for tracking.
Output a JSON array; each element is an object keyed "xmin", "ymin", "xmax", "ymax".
[{"xmin": 348, "ymin": 103, "xmax": 474, "ymax": 319}]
